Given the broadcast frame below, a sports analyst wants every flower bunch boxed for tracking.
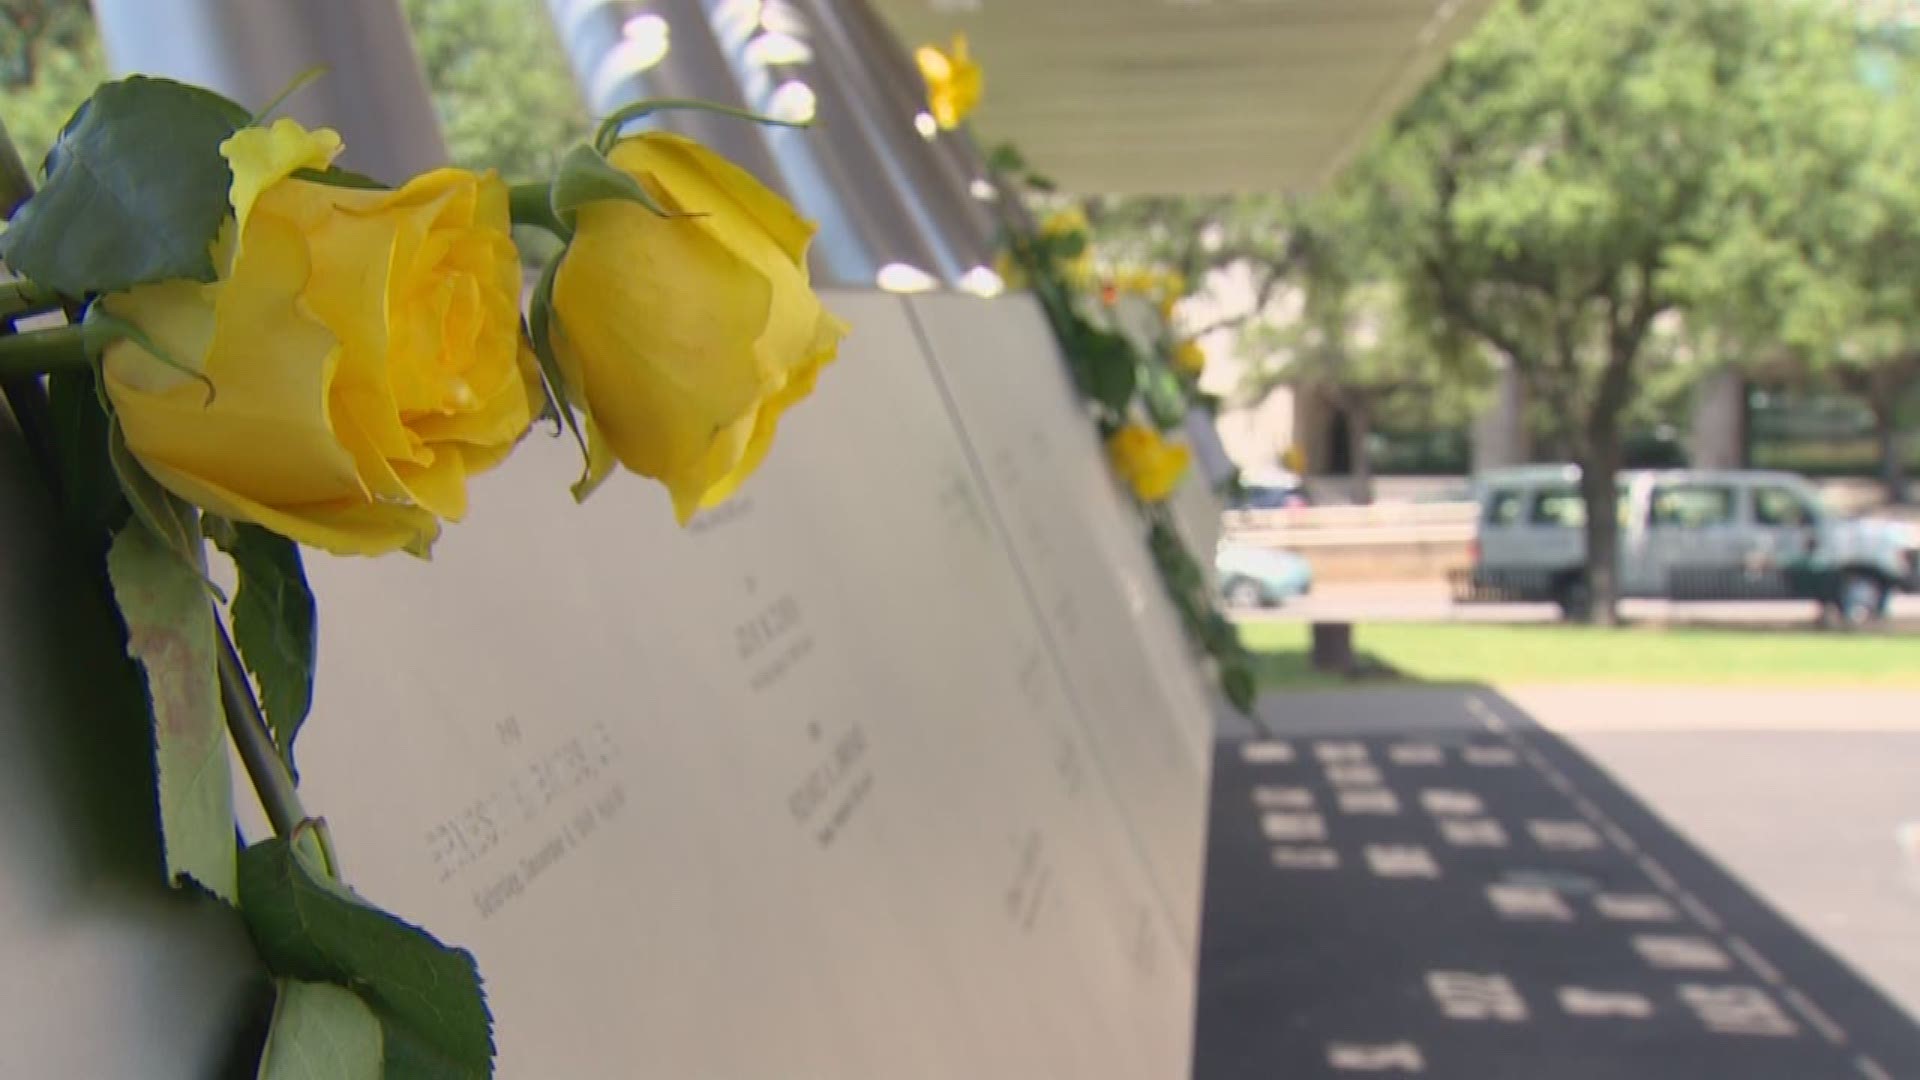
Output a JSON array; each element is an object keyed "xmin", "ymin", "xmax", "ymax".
[
  {"xmin": 0, "ymin": 75, "xmax": 842, "ymax": 1078},
  {"xmin": 1107, "ymin": 422, "xmax": 1193, "ymax": 503},
  {"xmin": 983, "ymin": 143, "xmax": 1257, "ymax": 719}
]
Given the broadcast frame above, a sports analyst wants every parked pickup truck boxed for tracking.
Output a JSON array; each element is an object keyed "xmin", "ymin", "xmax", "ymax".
[{"xmin": 1459, "ymin": 465, "xmax": 1920, "ymax": 624}]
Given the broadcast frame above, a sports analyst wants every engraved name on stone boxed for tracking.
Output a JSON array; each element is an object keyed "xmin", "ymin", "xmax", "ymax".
[
  {"xmin": 1438, "ymin": 818, "xmax": 1509, "ymax": 848},
  {"xmin": 1559, "ymin": 988, "xmax": 1655, "ymax": 1020},
  {"xmin": 1594, "ymin": 893, "xmax": 1679, "ymax": 922},
  {"xmin": 1336, "ymin": 788, "xmax": 1401, "ymax": 815},
  {"xmin": 1327, "ymin": 1041, "xmax": 1426, "ymax": 1073},
  {"xmin": 1389, "ymin": 743, "xmax": 1445, "ymax": 767},
  {"xmin": 1426, "ymin": 971, "xmax": 1528, "ymax": 1022},
  {"xmin": 1679, "ymin": 984, "xmax": 1800, "ymax": 1037},
  {"xmin": 1634, "ymin": 935, "xmax": 1734, "ymax": 972},
  {"xmin": 1366, "ymin": 844, "xmax": 1441, "ymax": 879},
  {"xmin": 1486, "ymin": 883, "xmax": 1575, "ymax": 922},
  {"xmin": 1271, "ymin": 846, "xmax": 1342, "ymax": 871},
  {"xmin": 1528, "ymin": 819, "xmax": 1605, "ymax": 852},
  {"xmin": 1420, "ymin": 789, "xmax": 1485, "ymax": 817}
]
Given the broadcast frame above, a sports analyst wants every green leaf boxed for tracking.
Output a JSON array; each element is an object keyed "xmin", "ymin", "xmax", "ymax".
[
  {"xmin": 259, "ymin": 979, "xmax": 384, "ymax": 1080},
  {"xmin": 984, "ymin": 142, "xmax": 1027, "ymax": 174},
  {"xmin": 208, "ymin": 519, "xmax": 316, "ymax": 777},
  {"xmin": 289, "ymin": 166, "xmax": 388, "ymax": 191},
  {"xmin": 591, "ymin": 98, "xmax": 807, "ymax": 156},
  {"xmin": 1045, "ymin": 231, "xmax": 1088, "ymax": 260},
  {"xmin": 253, "ymin": 66, "xmax": 326, "ymax": 126},
  {"xmin": 106, "ymin": 518, "xmax": 235, "ymax": 900},
  {"xmin": 524, "ymin": 253, "xmax": 593, "ymax": 489},
  {"xmin": 239, "ymin": 835, "xmax": 494, "ymax": 1080},
  {"xmin": 550, "ymin": 143, "xmax": 672, "ymax": 229},
  {"xmin": 1, "ymin": 76, "xmax": 249, "ymax": 295},
  {"xmin": 1221, "ymin": 662, "xmax": 1258, "ymax": 718},
  {"xmin": 1068, "ymin": 325, "xmax": 1139, "ymax": 417},
  {"xmin": 1141, "ymin": 365, "xmax": 1189, "ymax": 431},
  {"xmin": 46, "ymin": 368, "xmax": 130, "ymax": 547}
]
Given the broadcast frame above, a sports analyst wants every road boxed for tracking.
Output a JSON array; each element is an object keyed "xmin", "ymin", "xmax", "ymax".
[{"xmin": 1237, "ymin": 581, "xmax": 1920, "ymax": 628}]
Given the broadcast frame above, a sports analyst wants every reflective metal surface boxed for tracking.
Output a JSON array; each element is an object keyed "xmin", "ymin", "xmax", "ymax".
[
  {"xmin": 93, "ymin": 0, "xmax": 448, "ymax": 182},
  {"xmin": 712, "ymin": 0, "xmax": 953, "ymax": 286},
  {"xmin": 547, "ymin": 0, "xmax": 791, "ymax": 196}
]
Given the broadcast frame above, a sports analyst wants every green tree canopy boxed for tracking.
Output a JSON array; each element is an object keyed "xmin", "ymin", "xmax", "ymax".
[
  {"xmin": 1346, "ymin": 0, "xmax": 1871, "ymax": 621},
  {"xmin": 1670, "ymin": 19, "xmax": 1920, "ymax": 501},
  {"xmin": 401, "ymin": 0, "xmax": 588, "ymax": 181},
  {"xmin": 0, "ymin": 0, "xmax": 104, "ymax": 173}
]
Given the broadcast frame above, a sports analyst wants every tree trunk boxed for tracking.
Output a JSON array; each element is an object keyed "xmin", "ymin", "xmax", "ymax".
[
  {"xmin": 1578, "ymin": 440, "xmax": 1622, "ymax": 626},
  {"xmin": 1347, "ymin": 401, "xmax": 1374, "ymax": 506},
  {"xmin": 1873, "ymin": 397, "xmax": 1910, "ymax": 506},
  {"xmin": 1578, "ymin": 336, "xmax": 1641, "ymax": 627}
]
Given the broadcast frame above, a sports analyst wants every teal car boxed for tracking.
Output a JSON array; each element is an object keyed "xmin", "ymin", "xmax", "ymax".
[{"xmin": 1217, "ymin": 543, "xmax": 1313, "ymax": 608}]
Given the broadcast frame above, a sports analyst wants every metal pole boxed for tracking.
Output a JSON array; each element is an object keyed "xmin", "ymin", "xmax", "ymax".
[
  {"xmin": 547, "ymin": 0, "xmax": 790, "ymax": 196},
  {"xmin": 92, "ymin": 0, "xmax": 448, "ymax": 183}
]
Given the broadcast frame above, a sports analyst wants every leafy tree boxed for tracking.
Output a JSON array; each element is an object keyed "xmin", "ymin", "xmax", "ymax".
[
  {"xmin": 1233, "ymin": 193, "xmax": 1484, "ymax": 503},
  {"xmin": 1093, "ymin": 186, "xmax": 1489, "ymax": 503},
  {"xmin": 1673, "ymin": 20, "xmax": 1920, "ymax": 503},
  {"xmin": 1350, "ymin": 0, "xmax": 1863, "ymax": 623},
  {"xmin": 401, "ymin": 0, "xmax": 588, "ymax": 180},
  {"xmin": 0, "ymin": 0, "xmax": 103, "ymax": 172}
]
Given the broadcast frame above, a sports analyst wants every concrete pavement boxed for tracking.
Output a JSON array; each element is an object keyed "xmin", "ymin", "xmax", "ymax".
[{"xmin": 1200, "ymin": 684, "xmax": 1920, "ymax": 1078}]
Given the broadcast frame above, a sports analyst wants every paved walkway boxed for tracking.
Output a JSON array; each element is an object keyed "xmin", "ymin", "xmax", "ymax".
[{"xmin": 1198, "ymin": 686, "xmax": 1920, "ymax": 1079}]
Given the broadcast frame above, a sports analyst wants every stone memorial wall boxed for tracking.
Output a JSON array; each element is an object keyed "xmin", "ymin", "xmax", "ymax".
[{"xmin": 247, "ymin": 290, "xmax": 1216, "ymax": 1076}]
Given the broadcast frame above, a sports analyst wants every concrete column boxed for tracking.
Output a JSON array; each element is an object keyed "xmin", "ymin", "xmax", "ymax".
[
  {"xmin": 1471, "ymin": 361, "xmax": 1528, "ymax": 473},
  {"xmin": 1689, "ymin": 366, "xmax": 1748, "ymax": 470},
  {"xmin": 547, "ymin": 0, "xmax": 790, "ymax": 197},
  {"xmin": 93, "ymin": 0, "xmax": 447, "ymax": 182}
]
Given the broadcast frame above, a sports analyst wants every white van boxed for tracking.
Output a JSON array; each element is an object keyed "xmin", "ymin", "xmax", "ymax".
[{"xmin": 1466, "ymin": 465, "xmax": 1920, "ymax": 623}]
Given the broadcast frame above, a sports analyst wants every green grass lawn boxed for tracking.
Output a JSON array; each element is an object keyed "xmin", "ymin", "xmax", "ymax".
[{"xmin": 1239, "ymin": 620, "xmax": 1920, "ymax": 689}]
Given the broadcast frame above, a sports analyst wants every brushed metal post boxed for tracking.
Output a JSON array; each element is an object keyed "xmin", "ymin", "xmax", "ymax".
[{"xmin": 92, "ymin": 0, "xmax": 449, "ymax": 182}]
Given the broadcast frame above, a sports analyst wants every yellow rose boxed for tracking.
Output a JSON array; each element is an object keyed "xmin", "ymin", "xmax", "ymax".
[
  {"xmin": 1112, "ymin": 267, "xmax": 1155, "ymax": 296},
  {"xmin": 1106, "ymin": 423, "xmax": 1191, "ymax": 503},
  {"xmin": 1040, "ymin": 206, "xmax": 1088, "ymax": 240},
  {"xmin": 1172, "ymin": 339, "xmax": 1207, "ymax": 377},
  {"xmin": 550, "ymin": 132, "xmax": 847, "ymax": 523},
  {"xmin": 993, "ymin": 248, "xmax": 1029, "ymax": 291},
  {"xmin": 915, "ymin": 34, "xmax": 982, "ymax": 130},
  {"xmin": 1158, "ymin": 271, "xmax": 1188, "ymax": 320},
  {"xmin": 102, "ymin": 119, "xmax": 533, "ymax": 556}
]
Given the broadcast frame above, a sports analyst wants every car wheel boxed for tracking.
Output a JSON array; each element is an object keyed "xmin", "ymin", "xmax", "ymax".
[
  {"xmin": 1835, "ymin": 571, "xmax": 1888, "ymax": 629},
  {"xmin": 1225, "ymin": 577, "xmax": 1266, "ymax": 609},
  {"xmin": 1554, "ymin": 575, "xmax": 1592, "ymax": 622}
]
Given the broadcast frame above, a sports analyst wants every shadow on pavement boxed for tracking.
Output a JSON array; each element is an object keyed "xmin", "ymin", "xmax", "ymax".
[{"xmin": 1195, "ymin": 686, "xmax": 1920, "ymax": 1080}]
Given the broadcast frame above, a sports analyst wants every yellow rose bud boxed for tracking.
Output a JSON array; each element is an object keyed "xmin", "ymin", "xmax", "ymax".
[
  {"xmin": 914, "ymin": 34, "xmax": 983, "ymax": 130},
  {"xmin": 102, "ymin": 119, "xmax": 534, "ymax": 557},
  {"xmin": 1172, "ymin": 339, "xmax": 1207, "ymax": 377},
  {"xmin": 1106, "ymin": 423, "xmax": 1191, "ymax": 504},
  {"xmin": 550, "ymin": 132, "xmax": 848, "ymax": 523}
]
